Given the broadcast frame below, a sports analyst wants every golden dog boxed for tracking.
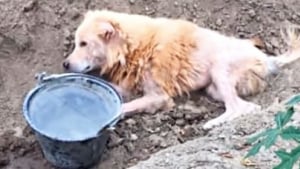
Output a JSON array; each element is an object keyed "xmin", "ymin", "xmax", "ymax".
[{"xmin": 63, "ymin": 10, "xmax": 300, "ymax": 129}]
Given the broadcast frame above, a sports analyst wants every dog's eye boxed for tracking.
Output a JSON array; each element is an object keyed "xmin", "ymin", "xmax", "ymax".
[{"xmin": 79, "ymin": 41, "xmax": 87, "ymax": 47}]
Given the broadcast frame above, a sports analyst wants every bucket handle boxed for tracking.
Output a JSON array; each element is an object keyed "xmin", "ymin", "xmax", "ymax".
[
  {"xmin": 98, "ymin": 112, "xmax": 124, "ymax": 134},
  {"xmin": 34, "ymin": 72, "xmax": 63, "ymax": 85}
]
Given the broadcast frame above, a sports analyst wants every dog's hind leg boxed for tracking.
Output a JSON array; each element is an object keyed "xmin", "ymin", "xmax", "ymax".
[
  {"xmin": 206, "ymin": 83, "xmax": 223, "ymax": 101},
  {"xmin": 235, "ymin": 60, "xmax": 269, "ymax": 98},
  {"xmin": 203, "ymin": 63, "xmax": 261, "ymax": 129}
]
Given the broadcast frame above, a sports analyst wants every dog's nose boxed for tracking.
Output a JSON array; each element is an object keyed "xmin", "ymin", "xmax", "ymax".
[{"xmin": 62, "ymin": 61, "xmax": 70, "ymax": 70}]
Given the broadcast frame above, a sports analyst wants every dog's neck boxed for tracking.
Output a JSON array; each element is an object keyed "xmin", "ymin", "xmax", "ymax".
[
  {"xmin": 96, "ymin": 12, "xmax": 156, "ymax": 92},
  {"xmin": 99, "ymin": 34, "xmax": 144, "ymax": 93}
]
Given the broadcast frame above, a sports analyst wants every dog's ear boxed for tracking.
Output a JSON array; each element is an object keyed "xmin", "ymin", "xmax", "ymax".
[{"xmin": 98, "ymin": 22, "xmax": 116, "ymax": 41}]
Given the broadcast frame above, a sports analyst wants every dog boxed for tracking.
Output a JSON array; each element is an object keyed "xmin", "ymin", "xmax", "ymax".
[{"xmin": 63, "ymin": 10, "xmax": 300, "ymax": 129}]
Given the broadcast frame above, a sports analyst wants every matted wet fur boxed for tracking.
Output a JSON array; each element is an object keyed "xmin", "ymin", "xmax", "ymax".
[{"xmin": 63, "ymin": 10, "xmax": 300, "ymax": 129}]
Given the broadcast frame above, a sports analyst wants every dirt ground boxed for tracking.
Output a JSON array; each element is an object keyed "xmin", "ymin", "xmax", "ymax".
[{"xmin": 1, "ymin": 0, "xmax": 300, "ymax": 169}]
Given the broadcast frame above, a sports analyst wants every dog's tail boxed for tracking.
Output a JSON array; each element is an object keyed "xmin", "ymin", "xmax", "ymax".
[{"xmin": 266, "ymin": 24, "xmax": 300, "ymax": 75}]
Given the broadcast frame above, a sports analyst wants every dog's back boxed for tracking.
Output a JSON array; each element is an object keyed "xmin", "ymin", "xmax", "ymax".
[{"xmin": 88, "ymin": 10, "xmax": 209, "ymax": 96}]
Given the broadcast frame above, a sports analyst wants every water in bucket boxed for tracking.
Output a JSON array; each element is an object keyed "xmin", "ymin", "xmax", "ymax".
[
  {"xmin": 26, "ymin": 76, "xmax": 120, "ymax": 141},
  {"xmin": 30, "ymin": 85, "xmax": 108, "ymax": 140}
]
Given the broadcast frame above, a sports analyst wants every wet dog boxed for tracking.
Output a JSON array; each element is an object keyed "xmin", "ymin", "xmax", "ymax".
[{"xmin": 63, "ymin": 10, "xmax": 300, "ymax": 129}]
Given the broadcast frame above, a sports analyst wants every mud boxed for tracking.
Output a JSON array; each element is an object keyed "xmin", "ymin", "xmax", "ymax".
[{"xmin": 0, "ymin": 0, "xmax": 300, "ymax": 169}]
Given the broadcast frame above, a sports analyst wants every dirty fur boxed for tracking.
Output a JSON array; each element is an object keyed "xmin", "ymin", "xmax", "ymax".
[{"xmin": 63, "ymin": 10, "xmax": 300, "ymax": 129}]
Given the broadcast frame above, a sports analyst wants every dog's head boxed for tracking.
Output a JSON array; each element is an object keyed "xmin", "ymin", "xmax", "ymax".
[{"xmin": 63, "ymin": 10, "xmax": 127, "ymax": 74}]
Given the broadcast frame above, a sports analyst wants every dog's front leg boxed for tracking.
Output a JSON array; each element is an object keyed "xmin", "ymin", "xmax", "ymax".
[
  {"xmin": 108, "ymin": 82, "xmax": 130, "ymax": 100},
  {"xmin": 121, "ymin": 94, "xmax": 174, "ymax": 117}
]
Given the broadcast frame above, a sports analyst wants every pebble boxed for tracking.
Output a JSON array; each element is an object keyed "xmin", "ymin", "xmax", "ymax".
[
  {"xmin": 184, "ymin": 110, "xmax": 204, "ymax": 120},
  {"xmin": 292, "ymin": 14, "xmax": 298, "ymax": 20},
  {"xmin": 270, "ymin": 37, "xmax": 279, "ymax": 48},
  {"xmin": 129, "ymin": 0, "xmax": 136, "ymax": 4},
  {"xmin": 175, "ymin": 119, "xmax": 185, "ymax": 126},
  {"xmin": 174, "ymin": 1, "xmax": 178, "ymax": 6},
  {"xmin": 107, "ymin": 133, "xmax": 124, "ymax": 148},
  {"xmin": 170, "ymin": 111, "xmax": 184, "ymax": 119},
  {"xmin": 149, "ymin": 135, "xmax": 167, "ymax": 148},
  {"xmin": 256, "ymin": 16, "xmax": 261, "ymax": 22},
  {"xmin": 180, "ymin": 125, "xmax": 194, "ymax": 137},
  {"xmin": 63, "ymin": 39, "xmax": 71, "ymax": 47},
  {"xmin": 216, "ymin": 19, "xmax": 222, "ymax": 26},
  {"xmin": 0, "ymin": 35, "xmax": 3, "ymax": 45},
  {"xmin": 248, "ymin": 9, "xmax": 256, "ymax": 18},
  {"xmin": 64, "ymin": 29, "xmax": 72, "ymax": 39},
  {"xmin": 69, "ymin": 8, "xmax": 81, "ymax": 20},
  {"xmin": 160, "ymin": 114, "xmax": 172, "ymax": 121},
  {"xmin": 67, "ymin": 0, "xmax": 74, "ymax": 4},
  {"xmin": 23, "ymin": 0, "xmax": 37, "ymax": 12},
  {"xmin": 146, "ymin": 10, "xmax": 156, "ymax": 15},
  {"xmin": 0, "ymin": 153, "xmax": 9, "ymax": 167},
  {"xmin": 130, "ymin": 134, "xmax": 138, "ymax": 141},
  {"xmin": 57, "ymin": 8, "xmax": 67, "ymax": 17},
  {"xmin": 160, "ymin": 131, "xmax": 168, "ymax": 137},
  {"xmin": 13, "ymin": 127, "xmax": 23, "ymax": 138},
  {"xmin": 160, "ymin": 141, "xmax": 168, "ymax": 148},
  {"xmin": 125, "ymin": 118, "xmax": 137, "ymax": 126},
  {"xmin": 265, "ymin": 42, "xmax": 273, "ymax": 52},
  {"xmin": 179, "ymin": 103, "xmax": 208, "ymax": 115},
  {"xmin": 278, "ymin": 12, "xmax": 285, "ymax": 20},
  {"xmin": 125, "ymin": 143, "xmax": 135, "ymax": 152}
]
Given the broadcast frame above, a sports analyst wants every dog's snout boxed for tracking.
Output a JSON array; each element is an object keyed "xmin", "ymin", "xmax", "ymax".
[{"xmin": 62, "ymin": 61, "xmax": 70, "ymax": 70}]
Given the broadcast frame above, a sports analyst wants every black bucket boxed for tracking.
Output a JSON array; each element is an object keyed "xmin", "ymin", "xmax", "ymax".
[{"xmin": 22, "ymin": 72, "xmax": 123, "ymax": 169}]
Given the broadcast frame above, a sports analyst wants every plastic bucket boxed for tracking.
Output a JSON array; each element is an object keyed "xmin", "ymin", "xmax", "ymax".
[{"xmin": 22, "ymin": 72, "xmax": 122, "ymax": 169}]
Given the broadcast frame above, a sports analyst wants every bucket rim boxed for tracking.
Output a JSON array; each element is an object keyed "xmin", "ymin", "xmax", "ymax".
[{"xmin": 22, "ymin": 73, "xmax": 123, "ymax": 142}]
